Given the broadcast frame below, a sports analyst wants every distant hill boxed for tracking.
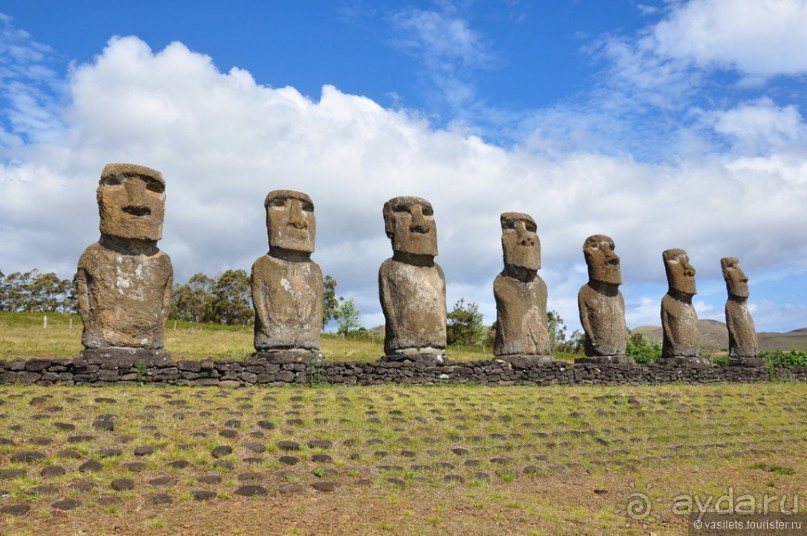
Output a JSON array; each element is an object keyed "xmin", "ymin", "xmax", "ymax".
[{"xmin": 631, "ymin": 320, "xmax": 807, "ymax": 352}]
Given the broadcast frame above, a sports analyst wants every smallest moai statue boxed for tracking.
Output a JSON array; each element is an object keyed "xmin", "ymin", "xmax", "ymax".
[
  {"xmin": 576, "ymin": 235, "xmax": 632, "ymax": 364},
  {"xmin": 493, "ymin": 212, "xmax": 551, "ymax": 364},
  {"xmin": 659, "ymin": 248, "xmax": 710, "ymax": 367},
  {"xmin": 721, "ymin": 257, "xmax": 762, "ymax": 367},
  {"xmin": 76, "ymin": 163, "xmax": 173, "ymax": 362},
  {"xmin": 250, "ymin": 190, "xmax": 323, "ymax": 363}
]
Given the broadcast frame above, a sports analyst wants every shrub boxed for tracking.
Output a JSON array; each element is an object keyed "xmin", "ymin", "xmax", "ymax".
[
  {"xmin": 759, "ymin": 350, "xmax": 807, "ymax": 368},
  {"xmin": 626, "ymin": 332, "xmax": 661, "ymax": 364}
]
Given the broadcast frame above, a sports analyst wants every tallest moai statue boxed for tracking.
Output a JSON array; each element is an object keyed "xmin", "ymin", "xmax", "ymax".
[{"xmin": 76, "ymin": 163, "xmax": 173, "ymax": 361}]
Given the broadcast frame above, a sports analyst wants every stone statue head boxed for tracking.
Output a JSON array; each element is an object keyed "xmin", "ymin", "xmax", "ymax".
[
  {"xmin": 383, "ymin": 196, "xmax": 437, "ymax": 257},
  {"xmin": 265, "ymin": 190, "xmax": 315, "ymax": 254},
  {"xmin": 663, "ymin": 248, "xmax": 696, "ymax": 295},
  {"xmin": 721, "ymin": 257, "xmax": 749, "ymax": 299},
  {"xmin": 500, "ymin": 212, "xmax": 540, "ymax": 272},
  {"xmin": 97, "ymin": 163, "xmax": 165, "ymax": 242},
  {"xmin": 583, "ymin": 234, "xmax": 621, "ymax": 286}
]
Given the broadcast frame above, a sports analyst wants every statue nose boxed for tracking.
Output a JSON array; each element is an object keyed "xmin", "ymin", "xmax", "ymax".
[
  {"xmin": 515, "ymin": 221, "xmax": 533, "ymax": 244},
  {"xmin": 124, "ymin": 178, "xmax": 146, "ymax": 205},
  {"xmin": 288, "ymin": 200, "xmax": 308, "ymax": 229},
  {"xmin": 409, "ymin": 205, "xmax": 429, "ymax": 233}
]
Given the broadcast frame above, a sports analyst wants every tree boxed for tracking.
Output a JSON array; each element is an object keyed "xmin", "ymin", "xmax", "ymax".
[
  {"xmin": 0, "ymin": 269, "xmax": 76, "ymax": 313},
  {"xmin": 334, "ymin": 297, "xmax": 361, "ymax": 336},
  {"xmin": 548, "ymin": 310, "xmax": 584, "ymax": 355},
  {"xmin": 208, "ymin": 269, "xmax": 252, "ymax": 325},
  {"xmin": 447, "ymin": 298, "xmax": 485, "ymax": 346},
  {"xmin": 322, "ymin": 275, "xmax": 338, "ymax": 328},
  {"xmin": 170, "ymin": 273, "xmax": 214, "ymax": 322}
]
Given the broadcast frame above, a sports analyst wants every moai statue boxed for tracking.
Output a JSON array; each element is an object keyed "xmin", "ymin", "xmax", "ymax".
[
  {"xmin": 721, "ymin": 257, "xmax": 762, "ymax": 367},
  {"xmin": 251, "ymin": 190, "xmax": 323, "ymax": 362},
  {"xmin": 493, "ymin": 212, "xmax": 551, "ymax": 363},
  {"xmin": 379, "ymin": 196, "xmax": 447, "ymax": 362},
  {"xmin": 659, "ymin": 249, "xmax": 710, "ymax": 366},
  {"xmin": 576, "ymin": 235, "xmax": 632, "ymax": 364},
  {"xmin": 76, "ymin": 163, "xmax": 172, "ymax": 361}
]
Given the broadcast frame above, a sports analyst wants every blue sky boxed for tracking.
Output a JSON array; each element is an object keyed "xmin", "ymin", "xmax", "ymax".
[{"xmin": 1, "ymin": 0, "xmax": 806, "ymax": 334}]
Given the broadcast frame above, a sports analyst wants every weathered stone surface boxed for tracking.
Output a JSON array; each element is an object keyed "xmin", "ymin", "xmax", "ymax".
[
  {"xmin": 379, "ymin": 196, "xmax": 446, "ymax": 362},
  {"xmin": 1, "ymin": 504, "xmax": 31, "ymax": 516},
  {"xmin": 722, "ymin": 257, "xmax": 759, "ymax": 363},
  {"xmin": 51, "ymin": 499, "xmax": 81, "ymax": 511},
  {"xmin": 0, "ymin": 355, "xmax": 804, "ymax": 386},
  {"xmin": 11, "ymin": 450, "xmax": 46, "ymax": 463},
  {"xmin": 660, "ymin": 249, "xmax": 707, "ymax": 365},
  {"xmin": 79, "ymin": 460, "xmax": 102, "ymax": 473},
  {"xmin": 577, "ymin": 235, "xmax": 631, "ymax": 362},
  {"xmin": 279, "ymin": 484, "xmax": 304, "ymax": 494},
  {"xmin": 192, "ymin": 490, "xmax": 216, "ymax": 501},
  {"xmin": 110, "ymin": 478, "xmax": 135, "ymax": 491},
  {"xmin": 235, "ymin": 485, "xmax": 268, "ymax": 497},
  {"xmin": 76, "ymin": 163, "xmax": 172, "ymax": 353},
  {"xmin": 81, "ymin": 348, "xmax": 170, "ymax": 363},
  {"xmin": 311, "ymin": 481, "xmax": 336, "ymax": 492},
  {"xmin": 211, "ymin": 445, "xmax": 233, "ymax": 458},
  {"xmin": 494, "ymin": 212, "xmax": 550, "ymax": 359},
  {"xmin": 252, "ymin": 349, "xmax": 322, "ymax": 364},
  {"xmin": 251, "ymin": 190, "xmax": 323, "ymax": 355}
]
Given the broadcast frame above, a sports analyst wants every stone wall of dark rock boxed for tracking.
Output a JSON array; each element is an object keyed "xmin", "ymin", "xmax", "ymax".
[{"xmin": 0, "ymin": 358, "xmax": 805, "ymax": 387}]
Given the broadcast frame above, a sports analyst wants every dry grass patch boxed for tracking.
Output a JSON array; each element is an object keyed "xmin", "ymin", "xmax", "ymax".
[{"xmin": 0, "ymin": 312, "xmax": 491, "ymax": 362}]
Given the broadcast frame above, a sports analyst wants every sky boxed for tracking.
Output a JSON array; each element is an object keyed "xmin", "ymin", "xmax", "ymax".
[{"xmin": 1, "ymin": 0, "xmax": 806, "ymax": 334}]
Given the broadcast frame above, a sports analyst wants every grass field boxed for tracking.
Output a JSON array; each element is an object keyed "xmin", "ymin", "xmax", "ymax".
[
  {"xmin": 0, "ymin": 383, "xmax": 804, "ymax": 535},
  {"xmin": 1, "ymin": 312, "xmax": 805, "ymax": 534},
  {"xmin": 0, "ymin": 312, "xmax": 513, "ymax": 363}
]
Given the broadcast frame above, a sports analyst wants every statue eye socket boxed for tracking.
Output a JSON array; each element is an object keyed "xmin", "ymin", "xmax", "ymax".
[
  {"xmin": 525, "ymin": 223, "xmax": 536, "ymax": 233},
  {"xmin": 302, "ymin": 201, "xmax": 314, "ymax": 212},
  {"xmin": 101, "ymin": 176, "xmax": 122, "ymax": 186},
  {"xmin": 420, "ymin": 206, "xmax": 433, "ymax": 216},
  {"xmin": 502, "ymin": 221, "xmax": 515, "ymax": 229},
  {"xmin": 271, "ymin": 198, "xmax": 287, "ymax": 207},
  {"xmin": 145, "ymin": 179, "xmax": 164, "ymax": 194}
]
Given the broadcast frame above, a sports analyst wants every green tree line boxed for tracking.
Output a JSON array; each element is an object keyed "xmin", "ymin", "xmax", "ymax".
[
  {"xmin": 170, "ymin": 270, "xmax": 357, "ymax": 329},
  {"xmin": 0, "ymin": 269, "xmax": 77, "ymax": 313},
  {"xmin": 0, "ymin": 267, "xmax": 725, "ymax": 362}
]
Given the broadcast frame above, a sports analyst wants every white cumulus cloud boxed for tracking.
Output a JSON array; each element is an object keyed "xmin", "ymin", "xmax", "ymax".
[
  {"xmin": 652, "ymin": 0, "xmax": 807, "ymax": 76},
  {"xmin": 1, "ymin": 35, "xmax": 806, "ymax": 333}
]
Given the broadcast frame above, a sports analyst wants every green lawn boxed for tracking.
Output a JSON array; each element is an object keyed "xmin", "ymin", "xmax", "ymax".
[{"xmin": 0, "ymin": 312, "xmax": 500, "ymax": 362}]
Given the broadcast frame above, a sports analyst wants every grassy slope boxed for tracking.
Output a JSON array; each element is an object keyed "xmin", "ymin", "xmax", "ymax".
[{"xmin": 633, "ymin": 319, "xmax": 807, "ymax": 352}]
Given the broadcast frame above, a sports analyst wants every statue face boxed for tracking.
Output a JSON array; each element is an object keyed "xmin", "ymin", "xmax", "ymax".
[
  {"xmin": 584, "ymin": 234, "xmax": 621, "ymax": 285},
  {"xmin": 663, "ymin": 249, "xmax": 697, "ymax": 295},
  {"xmin": 265, "ymin": 190, "xmax": 315, "ymax": 253},
  {"xmin": 97, "ymin": 163, "xmax": 165, "ymax": 241},
  {"xmin": 501, "ymin": 212, "xmax": 540, "ymax": 271},
  {"xmin": 721, "ymin": 257, "xmax": 749, "ymax": 299},
  {"xmin": 383, "ymin": 196, "xmax": 437, "ymax": 257}
]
